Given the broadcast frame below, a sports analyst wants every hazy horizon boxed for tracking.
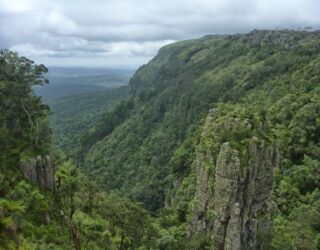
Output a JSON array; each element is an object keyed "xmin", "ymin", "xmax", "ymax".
[{"xmin": 1, "ymin": 0, "xmax": 319, "ymax": 67}]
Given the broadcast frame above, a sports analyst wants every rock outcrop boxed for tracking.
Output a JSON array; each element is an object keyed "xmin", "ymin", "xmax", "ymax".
[
  {"xmin": 19, "ymin": 155, "xmax": 56, "ymax": 190},
  {"xmin": 189, "ymin": 107, "xmax": 279, "ymax": 250}
]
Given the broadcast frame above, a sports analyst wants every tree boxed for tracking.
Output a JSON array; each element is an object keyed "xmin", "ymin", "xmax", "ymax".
[
  {"xmin": 0, "ymin": 50, "xmax": 52, "ymax": 247},
  {"xmin": 96, "ymin": 193, "xmax": 158, "ymax": 250},
  {"xmin": 0, "ymin": 49, "xmax": 51, "ymax": 168}
]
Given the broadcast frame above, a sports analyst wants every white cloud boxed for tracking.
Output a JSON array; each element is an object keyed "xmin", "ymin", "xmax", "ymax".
[
  {"xmin": 45, "ymin": 11, "xmax": 79, "ymax": 35},
  {"xmin": 1, "ymin": 0, "xmax": 319, "ymax": 67},
  {"xmin": 10, "ymin": 43, "xmax": 58, "ymax": 57},
  {"xmin": 9, "ymin": 39, "xmax": 175, "ymax": 60},
  {"xmin": 0, "ymin": 0, "xmax": 35, "ymax": 13}
]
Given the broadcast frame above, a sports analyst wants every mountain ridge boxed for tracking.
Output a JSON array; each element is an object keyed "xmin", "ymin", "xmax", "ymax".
[
  {"xmin": 79, "ymin": 29, "xmax": 320, "ymax": 248},
  {"xmin": 1, "ymin": 29, "xmax": 320, "ymax": 249}
]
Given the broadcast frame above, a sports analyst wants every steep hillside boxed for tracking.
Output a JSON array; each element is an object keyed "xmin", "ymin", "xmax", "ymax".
[
  {"xmin": 0, "ymin": 51, "xmax": 157, "ymax": 250},
  {"xmin": 2, "ymin": 29, "xmax": 320, "ymax": 249},
  {"xmin": 48, "ymin": 87, "xmax": 130, "ymax": 157},
  {"xmin": 83, "ymin": 30, "xmax": 319, "ymax": 201},
  {"xmin": 81, "ymin": 30, "xmax": 320, "ymax": 248}
]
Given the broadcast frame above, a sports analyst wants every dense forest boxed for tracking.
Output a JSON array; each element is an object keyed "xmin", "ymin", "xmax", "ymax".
[
  {"xmin": 48, "ymin": 87, "xmax": 130, "ymax": 157},
  {"xmin": 1, "ymin": 29, "xmax": 320, "ymax": 249}
]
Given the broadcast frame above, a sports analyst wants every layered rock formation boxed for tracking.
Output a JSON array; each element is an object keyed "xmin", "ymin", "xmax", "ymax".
[
  {"xmin": 19, "ymin": 155, "xmax": 56, "ymax": 190},
  {"xmin": 189, "ymin": 107, "xmax": 279, "ymax": 249}
]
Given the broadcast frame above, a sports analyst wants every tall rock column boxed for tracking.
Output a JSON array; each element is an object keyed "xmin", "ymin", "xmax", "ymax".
[{"xmin": 189, "ymin": 106, "xmax": 279, "ymax": 250}]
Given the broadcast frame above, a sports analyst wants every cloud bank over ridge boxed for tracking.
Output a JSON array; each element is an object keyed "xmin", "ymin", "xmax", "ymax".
[{"xmin": 0, "ymin": 0, "xmax": 319, "ymax": 67}]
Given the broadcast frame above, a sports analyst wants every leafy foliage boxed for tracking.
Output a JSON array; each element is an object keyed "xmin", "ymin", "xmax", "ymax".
[
  {"xmin": 48, "ymin": 86, "xmax": 130, "ymax": 158},
  {"xmin": 1, "ymin": 30, "xmax": 320, "ymax": 249},
  {"xmin": 80, "ymin": 30, "xmax": 320, "ymax": 248},
  {"xmin": 0, "ymin": 51, "xmax": 157, "ymax": 249}
]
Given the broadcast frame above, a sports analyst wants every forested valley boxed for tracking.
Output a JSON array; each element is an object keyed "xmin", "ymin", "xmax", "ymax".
[{"xmin": 1, "ymin": 30, "xmax": 320, "ymax": 249}]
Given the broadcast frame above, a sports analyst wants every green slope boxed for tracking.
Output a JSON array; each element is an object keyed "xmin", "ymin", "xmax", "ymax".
[
  {"xmin": 83, "ymin": 30, "xmax": 320, "ymax": 207},
  {"xmin": 48, "ymin": 87, "xmax": 130, "ymax": 157},
  {"xmin": 2, "ymin": 29, "xmax": 320, "ymax": 249},
  {"xmin": 0, "ymin": 51, "xmax": 156, "ymax": 249},
  {"xmin": 80, "ymin": 30, "xmax": 320, "ymax": 248}
]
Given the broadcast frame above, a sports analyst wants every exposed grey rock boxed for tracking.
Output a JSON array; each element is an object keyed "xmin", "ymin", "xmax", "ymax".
[
  {"xmin": 213, "ymin": 142, "xmax": 241, "ymax": 250},
  {"xmin": 19, "ymin": 155, "xmax": 56, "ymax": 190},
  {"xmin": 189, "ymin": 113, "xmax": 279, "ymax": 250},
  {"xmin": 188, "ymin": 115, "xmax": 215, "ymax": 236},
  {"xmin": 209, "ymin": 108, "xmax": 219, "ymax": 117}
]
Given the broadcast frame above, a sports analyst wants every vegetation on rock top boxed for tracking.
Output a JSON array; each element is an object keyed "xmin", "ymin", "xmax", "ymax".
[{"xmin": 1, "ymin": 29, "xmax": 320, "ymax": 249}]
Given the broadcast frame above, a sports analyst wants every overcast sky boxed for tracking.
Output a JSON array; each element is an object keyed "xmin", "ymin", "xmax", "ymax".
[{"xmin": 0, "ymin": 0, "xmax": 319, "ymax": 68}]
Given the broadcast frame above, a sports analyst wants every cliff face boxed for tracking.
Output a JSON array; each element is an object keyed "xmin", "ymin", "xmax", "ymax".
[
  {"xmin": 83, "ymin": 30, "xmax": 319, "ymax": 214},
  {"xmin": 19, "ymin": 155, "xmax": 56, "ymax": 190},
  {"xmin": 189, "ymin": 107, "xmax": 279, "ymax": 249}
]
